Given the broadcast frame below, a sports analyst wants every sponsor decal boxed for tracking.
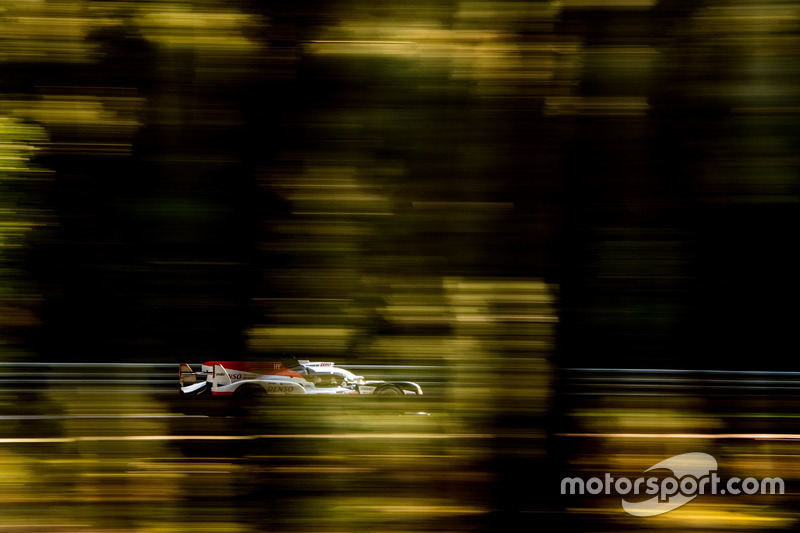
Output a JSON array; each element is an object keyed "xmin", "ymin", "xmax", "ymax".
[{"xmin": 265, "ymin": 385, "xmax": 295, "ymax": 393}]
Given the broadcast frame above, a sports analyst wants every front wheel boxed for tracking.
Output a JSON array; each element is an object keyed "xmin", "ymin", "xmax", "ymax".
[{"xmin": 375, "ymin": 385, "xmax": 403, "ymax": 396}]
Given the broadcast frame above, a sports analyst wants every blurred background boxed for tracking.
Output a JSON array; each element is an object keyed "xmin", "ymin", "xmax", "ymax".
[{"xmin": 1, "ymin": 0, "xmax": 799, "ymax": 531}]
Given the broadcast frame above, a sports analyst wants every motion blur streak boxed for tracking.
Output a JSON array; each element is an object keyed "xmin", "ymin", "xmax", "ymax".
[{"xmin": 1, "ymin": 0, "xmax": 800, "ymax": 531}]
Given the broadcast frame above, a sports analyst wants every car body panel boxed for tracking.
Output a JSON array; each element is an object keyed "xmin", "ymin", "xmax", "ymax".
[{"xmin": 179, "ymin": 359, "xmax": 422, "ymax": 397}]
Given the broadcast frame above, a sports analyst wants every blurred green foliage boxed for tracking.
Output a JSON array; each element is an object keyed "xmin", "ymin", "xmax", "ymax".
[{"xmin": 1, "ymin": 0, "xmax": 800, "ymax": 531}]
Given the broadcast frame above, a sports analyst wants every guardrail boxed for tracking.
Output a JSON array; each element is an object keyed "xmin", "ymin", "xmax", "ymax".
[
  {"xmin": 0, "ymin": 362, "xmax": 451, "ymax": 394},
  {"xmin": 4, "ymin": 363, "xmax": 798, "ymax": 397}
]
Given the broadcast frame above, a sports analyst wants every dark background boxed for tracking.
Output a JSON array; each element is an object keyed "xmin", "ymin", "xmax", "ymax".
[{"xmin": 2, "ymin": 0, "xmax": 794, "ymax": 371}]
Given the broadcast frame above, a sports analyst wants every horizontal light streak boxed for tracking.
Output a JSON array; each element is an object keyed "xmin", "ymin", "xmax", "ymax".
[
  {"xmin": 560, "ymin": 432, "xmax": 800, "ymax": 440},
  {"xmin": 567, "ymin": 367, "xmax": 800, "ymax": 375},
  {"xmin": 307, "ymin": 40, "xmax": 417, "ymax": 45},
  {"xmin": 0, "ymin": 433, "xmax": 492, "ymax": 444}
]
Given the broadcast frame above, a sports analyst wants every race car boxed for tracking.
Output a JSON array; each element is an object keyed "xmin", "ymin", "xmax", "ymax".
[{"xmin": 179, "ymin": 358, "xmax": 423, "ymax": 398}]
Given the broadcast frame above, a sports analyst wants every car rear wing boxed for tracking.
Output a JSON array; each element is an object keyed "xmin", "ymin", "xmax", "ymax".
[
  {"xmin": 179, "ymin": 363, "xmax": 210, "ymax": 394},
  {"xmin": 179, "ymin": 363, "xmax": 202, "ymax": 387},
  {"xmin": 180, "ymin": 363, "xmax": 227, "ymax": 386},
  {"xmin": 180, "ymin": 362, "xmax": 236, "ymax": 392}
]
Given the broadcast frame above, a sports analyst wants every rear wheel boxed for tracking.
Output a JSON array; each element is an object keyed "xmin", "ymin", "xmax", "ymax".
[
  {"xmin": 375, "ymin": 385, "xmax": 403, "ymax": 396},
  {"xmin": 235, "ymin": 385, "xmax": 267, "ymax": 400},
  {"xmin": 233, "ymin": 385, "xmax": 268, "ymax": 415}
]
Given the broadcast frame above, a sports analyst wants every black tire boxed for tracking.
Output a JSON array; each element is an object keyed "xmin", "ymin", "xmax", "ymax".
[
  {"xmin": 235, "ymin": 385, "xmax": 267, "ymax": 400},
  {"xmin": 232, "ymin": 385, "xmax": 268, "ymax": 416},
  {"xmin": 375, "ymin": 385, "xmax": 403, "ymax": 396}
]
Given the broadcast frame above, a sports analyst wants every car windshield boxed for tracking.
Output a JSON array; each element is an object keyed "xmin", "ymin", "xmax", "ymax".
[{"xmin": 311, "ymin": 373, "xmax": 344, "ymax": 388}]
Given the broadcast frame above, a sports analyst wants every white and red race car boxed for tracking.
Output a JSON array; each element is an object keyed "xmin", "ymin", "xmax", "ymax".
[{"xmin": 179, "ymin": 358, "xmax": 422, "ymax": 398}]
